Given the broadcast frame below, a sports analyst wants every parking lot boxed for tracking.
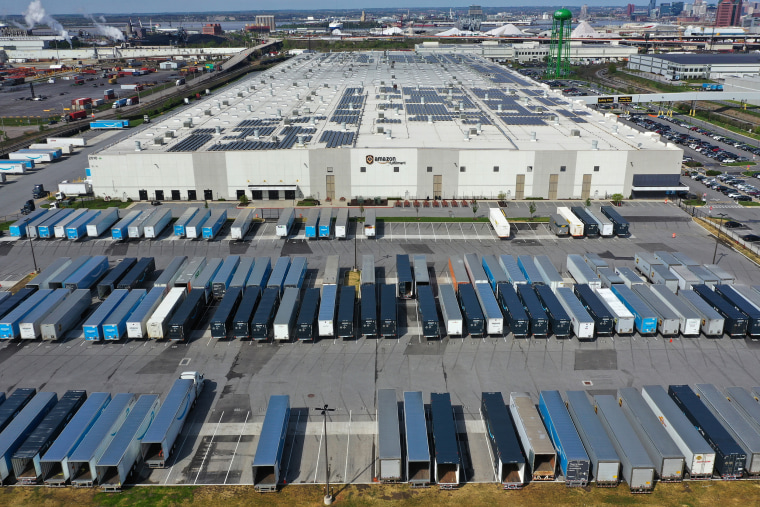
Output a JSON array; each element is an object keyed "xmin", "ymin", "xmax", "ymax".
[{"xmin": 2, "ymin": 199, "xmax": 760, "ymax": 487}]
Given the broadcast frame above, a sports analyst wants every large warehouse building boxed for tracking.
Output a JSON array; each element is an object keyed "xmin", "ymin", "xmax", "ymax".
[{"xmin": 89, "ymin": 51, "xmax": 684, "ymax": 202}]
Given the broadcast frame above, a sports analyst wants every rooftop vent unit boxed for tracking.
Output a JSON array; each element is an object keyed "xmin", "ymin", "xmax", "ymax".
[
  {"xmin": 277, "ymin": 109, "xmax": 283, "ymax": 117},
  {"xmin": 253, "ymin": 129, "xmax": 260, "ymax": 140},
  {"xmin": 469, "ymin": 127, "xmax": 477, "ymax": 136},
  {"xmin": 376, "ymin": 126, "xmax": 385, "ymax": 134},
  {"xmin": 164, "ymin": 131, "xmax": 175, "ymax": 139},
  {"xmin": 183, "ymin": 120, "xmax": 193, "ymax": 128},
  {"xmin": 324, "ymin": 83, "xmax": 329, "ymax": 88},
  {"xmin": 284, "ymin": 118, "xmax": 292, "ymax": 125},
  {"xmin": 204, "ymin": 109, "xmax": 212, "ymax": 116},
  {"xmin": 215, "ymin": 126, "xmax": 222, "ymax": 135},
  {"xmin": 222, "ymin": 100, "xmax": 229, "ymax": 106},
  {"xmin": 135, "ymin": 141, "xmax": 142, "ymax": 151},
  {"xmin": 154, "ymin": 137, "xmax": 164, "ymax": 145},
  {"xmin": 428, "ymin": 115, "xmax": 433, "ymax": 124},
  {"xmin": 293, "ymin": 109, "xmax": 299, "ymax": 116},
  {"xmin": 247, "ymin": 105, "xmax": 252, "ymax": 112},
  {"xmin": 297, "ymin": 135, "xmax": 305, "ymax": 147},
  {"xmin": 237, "ymin": 92, "xmax": 243, "ymax": 97},
  {"xmin": 530, "ymin": 131, "xmax": 537, "ymax": 142},
  {"xmin": 342, "ymin": 122, "xmax": 348, "ymax": 132},
  {"xmin": 293, "ymin": 82, "xmax": 298, "ymax": 86},
  {"xmin": 571, "ymin": 129, "xmax": 581, "ymax": 137},
  {"xmin": 386, "ymin": 129, "xmax": 392, "ymax": 140}
]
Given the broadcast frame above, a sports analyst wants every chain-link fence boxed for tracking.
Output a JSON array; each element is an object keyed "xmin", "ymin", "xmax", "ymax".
[{"xmin": 677, "ymin": 200, "xmax": 760, "ymax": 259}]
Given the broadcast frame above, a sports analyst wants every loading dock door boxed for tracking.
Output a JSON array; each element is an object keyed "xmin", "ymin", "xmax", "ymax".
[
  {"xmin": 236, "ymin": 190, "xmax": 245, "ymax": 200},
  {"xmin": 433, "ymin": 175, "xmax": 442, "ymax": 200},
  {"xmin": 138, "ymin": 189, "xmax": 148, "ymax": 201},
  {"xmin": 268, "ymin": 190, "xmax": 279, "ymax": 200},
  {"xmin": 203, "ymin": 189, "xmax": 213, "ymax": 201},
  {"xmin": 187, "ymin": 190, "xmax": 197, "ymax": 201},
  {"xmin": 154, "ymin": 190, "xmax": 164, "ymax": 201},
  {"xmin": 326, "ymin": 175, "xmax": 335, "ymax": 201},
  {"xmin": 171, "ymin": 190, "xmax": 181, "ymax": 200},
  {"xmin": 581, "ymin": 174, "xmax": 592, "ymax": 200},
  {"xmin": 548, "ymin": 174, "xmax": 558, "ymax": 200},
  {"xmin": 251, "ymin": 190, "xmax": 263, "ymax": 200},
  {"xmin": 515, "ymin": 175, "xmax": 525, "ymax": 200},
  {"xmin": 284, "ymin": 190, "xmax": 295, "ymax": 200}
]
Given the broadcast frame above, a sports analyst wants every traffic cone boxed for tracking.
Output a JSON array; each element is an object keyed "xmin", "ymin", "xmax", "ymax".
[
  {"xmin": 670, "ymin": 338, "xmax": 673, "ymax": 343},
  {"xmin": 672, "ymin": 233, "xmax": 676, "ymax": 238}
]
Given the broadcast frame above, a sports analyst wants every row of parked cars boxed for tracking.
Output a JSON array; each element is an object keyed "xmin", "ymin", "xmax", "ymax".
[
  {"xmin": 622, "ymin": 115, "xmax": 751, "ymax": 164},
  {"xmin": 691, "ymin": 172, "xmax": 756, "ymax": 202}
]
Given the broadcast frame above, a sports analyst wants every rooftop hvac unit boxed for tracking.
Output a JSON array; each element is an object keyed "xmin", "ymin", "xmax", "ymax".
[
  {"xmin": 324, "ymin": 83, "xmax": 329, "ymax": 87},
  {"xmin": 281, "ymin": 69, "xmax": 285, "ymax": 72},
  {"xmin": 311, "ymin": 90, "xmax": 317, "ymax": 95},
  {"xmin": 183, "ymin": 120, "xmax": 193, "ymax": 128},
  {"xmin": 386, "ymin": 129, "xmax": 392, "ymax": 139},
  {"xmin": 154, "ymin": 137, "xmax": 165, "ymax": 145},
  {"xmin": 247, "ymin": 105, "xmax": 252, "ymax": 112},
  {"xmin": 379, "ymin": 103, "xmax": 386, "ymax": 110},
  {"xmin": 222, "ymin": 100, "xmax": 229, "ymax": 106},
  {"xmin": 261, "ymin": 79, "xmax": 266, "ymax": 84},
  {"xmin": 469, "ymin": 127, "xmax": 477, "ymax": 136},
  {"xmin": 297, "ymin": 135, "xmax": 305, "ymax": 147},
  {"xmin": 592, "ymin": 140, "xmax": 599, "ymax": 150},
  {"xmin": 237, "ymin": 92, "xmax": 243, "ymax": 97},
  {"xmin": 135, "ymin": 141, "xmax": 142, "ymax": 151},
  {"xmin": 293, "ymin": 82, "xmax": 298, "ymax": 86},
  {"xmin": 253, "ymin": 129, "xmax": 260, "ymax": 139},
  {"xmin": 379, "ymin": 112, "xmax": 385, "ymax": 119},
  {"xmin": 376, "ymin": 126, "xmax": 385, "ymax": 134},
  {"xmin": 293, "ymin": 109, "xmax": 300, "ymax": 116},
  {"xmin": 284, "ymin": 118, "xmax": 292, "ymax": 125},
  {"xmin": 304, "ymin": 107, "xmax": 311, "ymax": 113},
  {"xmin": 204, "ymin": 110, "xmax": 212, "ymax": 116},
  {"xmin": 380, "ymin": 81, "xmax": 385, "ymax": 85},
  {"xmin": 165, "ymin": 130, "xmax": 175, "ymax": 138},
  {"xmin": 306, "ymin": 96, "xmax": 312, "ymax": 101},
  {"xmin": 571, "ymin": 129, "xmax": 581, "ymax": 137}
]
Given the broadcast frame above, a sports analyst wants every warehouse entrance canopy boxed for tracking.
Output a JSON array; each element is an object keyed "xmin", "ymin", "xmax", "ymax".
[
  {"xmin": 631, "ymin": 174, "xmax": 688, "ymax": 193},
  {"xmin": 248, "ymin": 185, "xmax": 298, "ymax": 191}
]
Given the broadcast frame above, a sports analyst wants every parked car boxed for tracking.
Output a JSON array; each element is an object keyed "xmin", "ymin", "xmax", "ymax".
[
  {"xmin": 724, "ymin": 221, "xmax": 743, "ymax": 229},
  {"xmin": 742, "ymin": 234, "xmax": 760, "ymax": 242}
]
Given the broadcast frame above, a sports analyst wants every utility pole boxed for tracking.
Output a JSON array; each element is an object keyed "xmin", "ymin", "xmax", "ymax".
[
  {"xmin": 314, "ymin": 404, "xmax": 336, "ymax": 505},
  {"xmin": 712, "ymin": 212, "xmax": 727, "ymax": 264}
]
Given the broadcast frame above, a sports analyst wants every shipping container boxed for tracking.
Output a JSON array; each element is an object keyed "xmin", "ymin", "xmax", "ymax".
[
  {"xmin": 82, "ymin": 289, "xmax": 128, "ymax": 341},
  {"xmin": 726, "ymin": 387, "xmax": 760, "ymax": 438},
  {"xmin": 474, "ymin": 282, "xmax": 503, "ymax": 336},
  {"xmin": 125, "ymin": 288, "xmax": 163, "ymax": 339},
  {"xmin": 413, "ymin": 255, "xmax": 430, "ymax": 294},
  {"xmin": 534, "ymin": 285, "xmax": 572, "ymax": 338},
  {"xmin": 210, "ymin": 287, "xmax": 242, "ymax": 339},
  {"xmin": 557, "ymin": 207, "xmax": 584, "ymax": 237},
  {"xmin": 533, "ymin": 255, "xmax": 563, "ymax": 291},
  {"xmin": 26, "ymin": 258, "xmax": 71, "ymax": 291},
  {"xmin": 614, "ymin": 267, "xmax": 645, "ymax": 288},
  {"xmin": 464, "ymin": 253, "xmax": 489, "ymax": 285},
  {"xmin": 296, "ymin": 288, "xmax": 321, "ymax": 341},
  {"xmin": 40, "ymin": 392, "xmax": 110, "ymax": 486},
  {"xmin": 0, "ymin": 289, "xmax": 54, "ymax": 340},
  {"xmin": 251, "ymin": 288, "xmax": 280, "ymax": 341},
  {"xmin": 396, "ymin": 255, "xmax": 414, "ymax": 299},
  {"xmin": 489, "ymin": 207, "xmax": 511, "ymax": 238},
  {"xmin": 146, "ymin": 287, "xmax": 186, "ymax": 339},
  {"xmin": 377, "ymin": 389, "xmax": 402, "ymax": 482},
  {"xmin": 166, "ymin": 290, "xmax": 206, "ymax": 342},
  {"xmin": 232, "ymin": 287, "xmax": 262, "ymax": 339},
  {"xmin": 538, "ymin": 391, "xmax": 590, "ymax": 486},
  {"xmin": 360, "ymin": 284, "xmax": 377, "ymax": 337},
  {"xmin": 229, "ymin": 257, "xmax": 254, "ymax": 290},
  {"xmin": 695, "ymin": 384, "xmax": 760, "ymax": 475},
  {"xmin": 126, "ymin": 209, "xmax": 154, "ymax": 239},
  {"xmin": 649, "ymin": 284, "xmax": 702, "ymax": 336},
  {"xmin": 318, "ymin": 208, "xmax": 332, "ymax": 238},
  {"xmin": 101, "ymin": 290, "xmax": 147, "ymax": 341},
  {"xmin": 693, "ymin": 284, "xmax": 747, "ymax": 336},
  {"xmin": 653, "ymin": 251, "xmax": 682, "ymax": 268},
  {"xmin": 304, "ymin": 208, "xmax": 320, "ymax": 239},
  {"xmin": 586, "ymin": 208, "xmax": 614, "ymax": 237},
  {"xmin": 448, "ymin": 256, "xmax": 470, "ymax": 289},
  {"xmin": 97, "ymin": 258, "xmax": 136, "ymax": 298},
  {"xmin": 174, "ymin": 257, "xmax": 207, "ymax": 289},
  {"xmin": 364, "ymin": 209, "xmax": 376, "ymax": 238},
  {"xmin": 283, "ymin": 257, "xmax": 307, "ymax": 290},
  {"xmin": 641, "ymin": 385, "xmax": 715, "ymax": 479},
  {"xmin": 430, "ymin": 393, "xmax": 460, "ymax": 487},
  {"xmin": 554, "ymin": 288, "xmax": 595, "ymax": 339},
  {"xmin": 141, "ymin": 374, "xmax": 203, "ymax": 468},
  {"xmin": 549, "ymin": 214, "xmax": 570, "ymax": 237},
  {"xmin": 597, "ymin": 267, "xmax": 624, "ymax": 289},
  {"xmin": 19, "ymin": 289, "xmax": 70, "ymax": 340},
  {"xmin": 650, "ymin": 265, "xmax": 679, "ymax": 292},
  {"xmin": 480, "ymin": 392, "xmax": 526, "ymax": 488},
  {"xmin": 116, "ymin": 257, "xmax": 155, "ymax": 291},
  {"xmin": 634, "ymin": 252, "xmax": 663, "ymax": 280},
  {"xmin": 66, "ymin": 210, "xmax": 101, "ymax": 241},
  {"xmin": 64, "ymin": 255, "xmax": 109, "ymax": 290},
  {"xmin": 727, "ymin": 285, "xmax": 760, "ymax": 315},
  {"xmin": 517, "ymin": 284, "xmax": 549, "ymax": 337},
  {"xmin": 96, "ymin": 395, "xmax": 160, "ymax": 491},
  {"xmin": 594, "ymin": 287, "xmax": 635, "ymax": 335},
  {"xmin": 417, "ymin": 286, "xmax": 440, "ymax": 339},
  {"xmin": 678, "ymin": 289, "xmax": 725, "ymax": 336},
  {"xmin": 251, "ymin": 395, "xmax": 290, "ymax": 492},
  {"xmin": 0, "ymin": 392, "xmax": 58, "ymax": 485},
  {"xmin": 404, "ymin": 391, "xmax": 431, "ymax": 486},
  {"xmin": 9, "ymin": 150, "xmax": 56, "ymax": 162},
  {"xmin": 9, "ymin": 209, "xmax": 47, "ymax": 237},
  {"xmin": 438, "ymin": 284, "xmax": 463, "ymax": 337},
  {"xmin": 380, "ymin": 284, "xmax": 398, "ymax": 338},
  {"xmin": 594, "ymin": 395, "xmax": 655, "ymax": 492},
  {"xmin": 669, "ymin": 385, "xmax": 746, "ymax": 478},
  {"xmin": 334, "ymin": 208, "xmax": 349, "ymax": 239},
  {"xmin": 201, "ymin": 209, "xmax": 227, "ymax": 240},
  {"xmin": 573, "ymin": 284, "xmax": 615, "ymax": 336},
  {"xmin": 230, "ymin": 209, "xmax": 254, "ymax": 240},
  {"xmin": 632, "ymin": 284, "xmax": 681, "ymax": 336},
  {"xmin": 0, "ymin": 389, "xmax": 35, "ymax": 435},
  {"xmin": 495, "ymin": 283, "xmax": 529, "ymax": 337},
  {"xmin": 275, "ymin": 208, "xmax": 295, "ymax": 237},
  {"xmin": 67, "ymin": 393, "xmax": 136, "ymax": 487},
  {"xmin": 322, "ymin": 255, "xmax": 340, "ymax": 287},
  {"xmin": 510, "ymin": 392, "xmax": 556, "ymax": 481},
  {"xmin": 212, "ymin": 256, "xmax": 240, "ymax": 300},
  {"xmin": 571, "ymin": 207, "xmax": 599, "ymax": 237},
  {"xmin": 0, "ymin": 162, "xmax": 27, "ymax": 174},
  {"xmin": 143, "ymin": 208, "xmax": 172, "ymax": 239},
  {"xmin": 110, "ymin": 210, "xmax": 141, "ymax": 240},
  {"xmin": 27, "ymin": 209, "xmax": 62, "ymax": 239},
  {"xmin": 247, "ymin": 257, "xmax": 272, "ymax": 289},
  {"xmin": 336, "ymin": 286, "xmax": 356, "ymax": 339},
  {"xmin": 184, "ymin": 209, "xmax": 210, "ymax": 239},
  {"xmin": 610, "ymin": 284, "xmax": 658, "ymax": 335},
  {"xmin": 567, "ymin": 255, "xmax": 602, "ymax": 289},
  {"xmin": 38, "ymin": 209, "xmax": 75, "ymax": 239},
  {"xmin": 40, "ymin": 289, "xmax": 90, "ymax": 341},
  {"xmin": 318, "ymin": 285, "xmax": 337, "ymax": 337},
  {"xmin": 267, "ymin": 257, "xmax": 291, "ymax": 295},
  {"xmin": 517, "ymin": 255, "xmax": 543, "ymax": 285},
  {"xmin": 618, "ymin": 388, "xmax": 684, "ymax": 481},
  {"xmin": 714, "ymin": 285, "xmax": 760, "ymax": 336},
  {"xmin": 191, "ymin": 258, "xmax": 222, "ymax": 304},
  {"xmin": 361, "ymin": 254, "xmax": 375, "ymax": 286},
  {"xmin": 600, "ymin": 206, "xmax": 630, "ymax": 236},
  {"xmin": 12, "ymin": 390, "xmax": 87, "ymax": 484},
  {"xmin": 704, "ymin": 264, "xmax": 735, "ymax": 285},
  {"xmin": 583, "ymin": 253, "xmax": 609, "ymax": 275},
  {"xmin": 668, "ymin": 252, "xmax": 698, "ymax": 267},
  {"xmin": 86, "ymin": 208, "xmax": 119, "ymax": 237},
  {"xmin": 173, "ymin": 208, "xmax": 199, "ymax": 237}
]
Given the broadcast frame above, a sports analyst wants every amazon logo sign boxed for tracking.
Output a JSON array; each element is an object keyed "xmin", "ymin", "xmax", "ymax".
[{"xmin": 365, "ymin": 155, "xmax": 405, "ymax": 165}]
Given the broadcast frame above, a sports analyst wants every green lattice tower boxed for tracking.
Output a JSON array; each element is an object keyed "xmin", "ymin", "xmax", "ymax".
[{"xmin": 548, "ymin": 8, "xmax": 572, "ymax": 79}]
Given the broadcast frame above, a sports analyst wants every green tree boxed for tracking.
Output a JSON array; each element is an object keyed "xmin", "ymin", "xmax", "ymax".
[
  {"xmin": 608, "ymin": 63, "xmax": 617, "ymax": 74},
  {"xmin": 471, "ymin": 200, "xmax": 479, "ymax": 219},
  {"xmin": 585, "ymin": 197, "xmax": 591, "ymax": 207},
  {"xmin": 239, "ymin": 194, "xmax": 249, "ymax": 206},
  {"xmin": 611, "ymin": 193, "xmax": 624, "ymax": 206},
  {"xmin": 529, "ymin": 202, "xmax": 536, "ymax": 220}
]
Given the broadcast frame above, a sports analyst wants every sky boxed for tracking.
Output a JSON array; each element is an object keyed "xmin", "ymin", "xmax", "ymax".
[{"xmin": 2, "ymin": 1, "xmax": 620, "ymax": 16}]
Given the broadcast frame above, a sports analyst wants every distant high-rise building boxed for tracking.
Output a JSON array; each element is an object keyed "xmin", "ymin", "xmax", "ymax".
[
  {"xmin": 649, "ymin": 0, "xmax": 657, "ymax": 15},
  {"xmin": 468, "ymin": 5, "xmax": 484, "ymax": 20},
  {"xmin": 627, "ymin": 3, "xmax": 636, "ymax": 16},
  {"xmin": 202, "ymin": 23, "xmax": 223, "ymax": 36},
  {"xmin": 361, "ymin": 11, "xmax": 366, "ymax": 23},
  {"xmin": 671, "ymin": 2, "xmax": 685, "ymax": 15},
  {"xmin": 254, "ymin": 15, "xmax": 276, "ymax": 31},
  {"xmin": 580, "ymin": 4, "xmax": 589, "ymax": 19},
  {"xmin": 715, "ymin": 0, "xmax": 743, "ymax": 26}
]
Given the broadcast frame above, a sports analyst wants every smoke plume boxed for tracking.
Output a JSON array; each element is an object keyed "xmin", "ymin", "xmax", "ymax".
[
  {"xmin": 19, "ymin": 0, "xmax": 71, "ymax": 44},
  {"xmin": 85, "ymin": 14, "xmax": 125, "ymax": 41}
]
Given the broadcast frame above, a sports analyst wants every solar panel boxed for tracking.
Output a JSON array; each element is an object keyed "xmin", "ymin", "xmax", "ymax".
[{"xmin": 167, "ymin": 134, "xmax": 213, "ymax": 152}]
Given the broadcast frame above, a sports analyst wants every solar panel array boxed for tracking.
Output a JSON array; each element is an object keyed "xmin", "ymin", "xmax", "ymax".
[
  {"xmin": 208, "ymin": 126, "xmax": 315, "ymax": 151},
  {"xmin": 376, "ymin": 118, "xmax": 402, "ymax": 124},
  {"xmin": 331, "ymin": 88, "xmax": 365, "ymax": 124},
  {"xmin": 230, "ymin": 126, "xmax": 277, "ymax": 137},
  {"xmin": 290, "ymin": 115, "xmax": 327, "ymax": 124},
  {"xmin": 498, "ymin": 115, "xmax": 547, "ymax": 126},
  {"xmin": 319, "ymin": 130, "xmax": 355, "ymax": 148},
  {"xmin": 189, "ymin": 128, "xmax": 221, "ymax": 135},
  {"xmin": 167, "ymin": 134, "xmax": 213, "ymax": 152},
  {"xmin": 237, "ymin": 119, "xmax": 280, "ymax": 127}
]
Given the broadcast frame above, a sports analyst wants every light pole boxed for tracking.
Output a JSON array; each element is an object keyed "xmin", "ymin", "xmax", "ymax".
[
  {"xmin": 712, "ymin": 212, "xmax": 727, "ymax": 264},
  {"xmin": 24, "ymin": 217, "xmax": 39, "ymax": 273},
  {"xmin": 314, "ymin": 404, "xmax": 335, "ymax": 505}
]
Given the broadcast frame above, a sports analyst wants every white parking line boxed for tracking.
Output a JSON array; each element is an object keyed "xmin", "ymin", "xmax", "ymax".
[
  {"xmin": 314, "ymin": 416, "xmax": 325, "ymax": 483},
  {"xmin": 343, "ymin": 409, "xmax": 352, "ymax": 482},
  {"xmin": 445, "ymin": 223, "xmax": 452, "ymax": 242},
  {"xmin": 194, "ymin": 411, "xmax": 224, "ymax": 485},
  {"xmin": 224, "ymin": 410, "xmax": 250, "ymax": 484}
]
